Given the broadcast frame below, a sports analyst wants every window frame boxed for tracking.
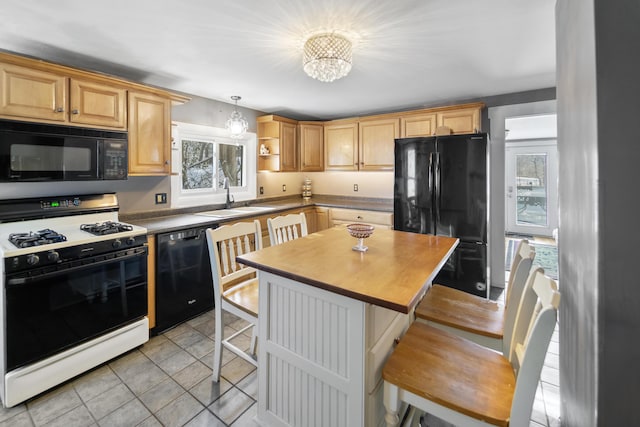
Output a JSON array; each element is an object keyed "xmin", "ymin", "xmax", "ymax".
[{"xmin": 170, "ymin": 122, "xmax": 256, "ymax": 208}]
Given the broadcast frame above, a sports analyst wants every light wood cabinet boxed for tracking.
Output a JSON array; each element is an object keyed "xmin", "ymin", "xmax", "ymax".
[
  {"xmin": 0, "ymin": 62, "xmax": 127, "ymax": 129},
  {"xmin": 280, "ymin": 122, "xmax": 298, "ymax": 171},
  {"xmin": 257, "ymin": 115, "xmax": 298, "ymax": 172},
  {"xmin": 437, "ymin": 106, "xmax": 481, "ymax": 134},
  {"xmin": 329, "ymin": 208, "xmax": 394, "ymax": 229},
  {"xmin": 315, "ymin": 207, "xmax": 330, "ymax": 231},
  {"xmin": 400, "ymin": 113, "xmax": 437, "ymax": 138},
  {"xmin": 0, "ymin": 62, "xmax": 67, "ymax": 122},
  {"xmin": 69, "ymin": 78, "xmax": 126, "ymax": 128},
  {"xmin": 358, "ymin": 118, "xmax": 399, "ymax": 171},
  {"xmin": 400, "ymin": 104, "xmax": 482, "ymax": 137},
  {"xmin": 299, "ymin": 122, "xmax": 324, "ymax": 171},
  {"xmin": 324, "ymin": 121, "xmax": 359, "ymax": 171},
  {"xmin": 128, "ymin": 91, "xmax": 171, "ymax": 175},
  {"xmin": 325, "ymin": 118, "xmax": 398, "ymax": 171}
]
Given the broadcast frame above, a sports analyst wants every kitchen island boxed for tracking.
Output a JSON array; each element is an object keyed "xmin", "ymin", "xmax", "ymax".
[{"xmin": 237, "ymin": 226, "xmax": 458, "ymax": 427}]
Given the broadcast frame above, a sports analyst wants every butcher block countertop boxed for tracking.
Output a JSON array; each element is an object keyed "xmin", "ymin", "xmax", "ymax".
[{"xmin": 237, "ymin": 226, "xmax": 458, "ymax": 313}]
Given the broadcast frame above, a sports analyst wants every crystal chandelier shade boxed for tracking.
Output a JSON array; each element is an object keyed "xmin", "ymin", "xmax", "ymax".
[
  {"xmin": 226, "ymin": 95, "xmax": 248, "ymax": 139},
  {"xmin": 303, "ymin": 33, "xmax": 353, "ymax": 83}
]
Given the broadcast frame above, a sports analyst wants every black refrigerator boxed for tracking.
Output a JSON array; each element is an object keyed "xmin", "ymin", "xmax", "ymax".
[{"xmin": 394, "ymin": 133, "xmax": 489, "ymax": 297}]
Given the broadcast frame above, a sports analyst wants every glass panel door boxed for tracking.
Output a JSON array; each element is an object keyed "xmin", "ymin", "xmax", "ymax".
[{"xmin": 506, "ymin": 141, "xmax": 558, "ymax": 236}]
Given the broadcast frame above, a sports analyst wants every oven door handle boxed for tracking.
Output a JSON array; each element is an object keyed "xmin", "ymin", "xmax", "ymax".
[{"xmin": 5, "ymin": 247, "xmax": 148, "ymax": 287}]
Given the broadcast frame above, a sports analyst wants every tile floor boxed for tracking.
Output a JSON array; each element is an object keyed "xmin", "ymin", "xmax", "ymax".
[
  {"xmin": 0, "ymin": 289, "xmax": 561, "ymax": 427},
  {"xmin": 0, "ymin": 310, "xmax": 261, "ymax": 427}
]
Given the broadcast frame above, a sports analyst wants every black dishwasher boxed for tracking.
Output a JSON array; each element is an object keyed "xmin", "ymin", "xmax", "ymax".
[{"xmin": 155, "ymin": 226, "xmax": 216, "ymax": 333}]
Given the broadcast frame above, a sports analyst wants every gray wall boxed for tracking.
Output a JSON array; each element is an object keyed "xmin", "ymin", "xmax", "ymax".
[{"xmin": 557, "ymin": 0, "xmax": 640, "ymax": 425}]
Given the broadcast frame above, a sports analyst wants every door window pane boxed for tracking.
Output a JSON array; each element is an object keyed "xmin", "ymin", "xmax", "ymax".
[{"xmin": 516, "ymin": 154, "xmax": 548, "ymax": 227}]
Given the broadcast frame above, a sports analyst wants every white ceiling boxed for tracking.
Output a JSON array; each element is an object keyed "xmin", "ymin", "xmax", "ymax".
[{"xmin": 0, "ymin": 0, "xmax": 556, "ymax": 121}]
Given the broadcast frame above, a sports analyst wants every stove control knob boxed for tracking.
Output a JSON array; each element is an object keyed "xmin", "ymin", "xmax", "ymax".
[
  {"xmin": 27, "ymin": 254, "xmax": 40, "ymax": 266},
  {"xmin": 47, "ymin": 251, "xmax": 60, "ymax": 262},
  {"xmin": 112, "ymin": 239, "xmax": 122, "ymax": 249},
  {"xmin": 126, "ymin": 237, "xmax": 136, "ymax": 246}
]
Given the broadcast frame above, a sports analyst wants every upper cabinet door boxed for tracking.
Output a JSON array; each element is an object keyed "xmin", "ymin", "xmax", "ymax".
[
  {"xmin": 358, "ymin": 118, "xmax": 399, "ymax": 171},
  {"xmin": 128, "ymin": 91, "xmax": 171, "ymax": 175},
  {"xmin": 299, "ymin": 123, "xmax": 324, "ymax": 172},
  {"xmin": 0, "ymin": 62, "xmax": 67, "ymax": 122},
  {"xmin": 279, "ymin": 122, "xmax": 298, "ymax": 172},
  {"xmin": 324, "ymin": 122, "xmax": 358, "ymax": 171},
  {"xmin": 437, "ymin": 107, "xmax": 481, "ymax": 135},
  {"xmin": 69, "ymin": 78, "xmax": 126, "ymax": 128},
  {"xmin": 400, "ymin": 113, "xmax": 437, "ymax": 138}
]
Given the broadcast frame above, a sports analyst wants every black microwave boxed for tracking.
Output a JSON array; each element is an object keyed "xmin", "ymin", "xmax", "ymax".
[{"xmin": 0, "ymin": 120, "xmax": 128, "ymax": 182}]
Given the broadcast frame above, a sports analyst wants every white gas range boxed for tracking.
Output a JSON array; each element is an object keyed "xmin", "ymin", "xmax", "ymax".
[{"xmin": 0, "ymin": 193, "xmax": 149, "ymax": 408}]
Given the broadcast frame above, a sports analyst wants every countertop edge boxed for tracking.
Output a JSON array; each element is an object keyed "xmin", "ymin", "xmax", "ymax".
[
  {"xmin": 122, "ymin": 195, "xmax": 393, "ymax": 235},
  {"xmin": 238, "ymin": 257, "xmax": 411, "ymax": 314}
]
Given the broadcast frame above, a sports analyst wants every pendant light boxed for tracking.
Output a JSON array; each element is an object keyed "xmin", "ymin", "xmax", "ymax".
[{"xmin": 226, "ymin": 95, "xmax": 248, "ymax": 139}]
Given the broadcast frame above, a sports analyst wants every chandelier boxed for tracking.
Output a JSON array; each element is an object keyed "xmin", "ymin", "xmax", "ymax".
[
  {"xmin": 226, "ymin": 95, "xmax": 248, "ymax": 139},
  {"xmin": 303, "ymin": 33, "xmax": 353, "ymax": 82}
]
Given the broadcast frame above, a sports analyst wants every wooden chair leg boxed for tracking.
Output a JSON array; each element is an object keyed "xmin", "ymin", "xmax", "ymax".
[
  {"xmin": 384, "ymin": 381, "xmax": 401, "ymax": 427},
  {"xmin": 212, "ymin": 309, "xmax": 223, "ymax": 382}
]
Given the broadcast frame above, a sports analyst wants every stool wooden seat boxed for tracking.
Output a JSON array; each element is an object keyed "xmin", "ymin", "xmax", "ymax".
[
  {"xmin": 415, "ymin": 239, "xmax": 535, "ymax": 353},
  {"xmin": 382, "ymin": 268, "xmax": 560, "ymax": 427},
  {"xmin": 383, "ymin": 322, "xmax": 515, "ymax": 426}
]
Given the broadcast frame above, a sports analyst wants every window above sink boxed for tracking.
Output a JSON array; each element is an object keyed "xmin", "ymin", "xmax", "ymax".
[{"xmin": 170, "ymin": 122, "xmax": 257, "ymax": 209}]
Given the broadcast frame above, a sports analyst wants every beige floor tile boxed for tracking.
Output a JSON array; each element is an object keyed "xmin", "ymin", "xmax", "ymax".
[{"xmin": 208, "ymin": 387, "xmax": 254, "ymax": 425}]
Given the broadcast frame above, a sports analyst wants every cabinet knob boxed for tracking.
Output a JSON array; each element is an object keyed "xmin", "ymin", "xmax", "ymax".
[
  {"xmin": 71, "ymin": 109, "xmax": 79, "ymax": 114},
  {"xmin": 164, "ymin": 160, "xmax": 170, "ymax": 165},
  {"xmin": 357, "ymin": 216, "xmax": 363, "ymax": 220},
  {"xmin": 55, "ymin": 107, "xmax": 64, "ymax": 113}
]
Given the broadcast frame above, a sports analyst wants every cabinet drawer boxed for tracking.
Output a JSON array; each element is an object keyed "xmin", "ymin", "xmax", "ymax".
[
  {"xmin": 330, "ymin": 208, "xmax": 393, "ymax": 227},
  {"xmin": 365, "ymin": 309, "xmax": 410, "ymax": 394}
]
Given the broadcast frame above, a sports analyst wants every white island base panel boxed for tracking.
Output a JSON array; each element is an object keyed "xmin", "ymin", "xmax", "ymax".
[{"xmin": 257, "ymin": 272, "xmax": 410, "ymax": 427}]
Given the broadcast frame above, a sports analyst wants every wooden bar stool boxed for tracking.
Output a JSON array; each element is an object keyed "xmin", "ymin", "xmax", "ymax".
[
  {"xmin": 267, "ymin": 212, "xmax": 308, "ymax": 246},
  {"xmin": 205, "ymin": 220, "xmax": 262, "ymax": 382},
  {"xmin": 382, "ymin": 268, "xmax": 559, "ymax": 427},
  {"xmin": 415, "ymin": 239, "xmax": 535, "ymax": 353}
]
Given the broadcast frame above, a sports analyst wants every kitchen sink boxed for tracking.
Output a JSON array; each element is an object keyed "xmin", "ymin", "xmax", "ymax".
[
  {"xmin": 232, "ymin": 206, "xmax": 276, "ymax": 212},
  {"xmin": 195, "ymin": 206, "xmax": 276, "ymax": 218},
  {"xmin": 195, "ymin": 209, "xmax": 245, "ymax": 218}
]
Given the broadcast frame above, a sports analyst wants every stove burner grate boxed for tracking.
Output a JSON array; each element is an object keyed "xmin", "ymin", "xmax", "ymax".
[
  {"xmin": 80, "ymin": 221, "xmax": 134, "ymax": 236},
  {"xmin": 9, "ymin": 229, "xmax": 68, "ymax": 248}
]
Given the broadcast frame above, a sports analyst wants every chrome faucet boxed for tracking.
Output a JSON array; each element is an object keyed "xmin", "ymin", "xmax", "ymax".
[{"xmin": 224, "ymin": 177, "xmax": 234, "ymax": 209}]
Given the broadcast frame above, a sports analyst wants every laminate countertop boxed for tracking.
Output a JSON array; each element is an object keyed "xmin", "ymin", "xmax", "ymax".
[
  {"xmin": 122, "ymin": 196, "xmax": 393, "ymax": 235},
  {"xmin": 237, "ymin": 226, "xmax": 459, "ymax": 313}
]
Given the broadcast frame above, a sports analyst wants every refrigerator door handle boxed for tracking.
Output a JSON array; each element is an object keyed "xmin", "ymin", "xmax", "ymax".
[
  {"xmin": 434, "ymin": 152, "xmax": 441, "ymax": 226},
  {"xmin": 428, "ymin": 152, "xmax": 435, "ymax": 197}
]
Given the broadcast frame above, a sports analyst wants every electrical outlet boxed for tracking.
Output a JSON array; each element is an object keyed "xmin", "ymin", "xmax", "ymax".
[
  {"xmin": 354, "ymin": 184, "xmax": 359, "ymax": 192},
  {"xmin": 259, "ymin": 186, "xmax": 264, "ymax": 195},
  {"xmin": 155, "ymin": 193, "xmax": 167, "ymax": 204},
  {"xmin": 282, "ymin": 184, "xmax": 286, "ymax": 192}
]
